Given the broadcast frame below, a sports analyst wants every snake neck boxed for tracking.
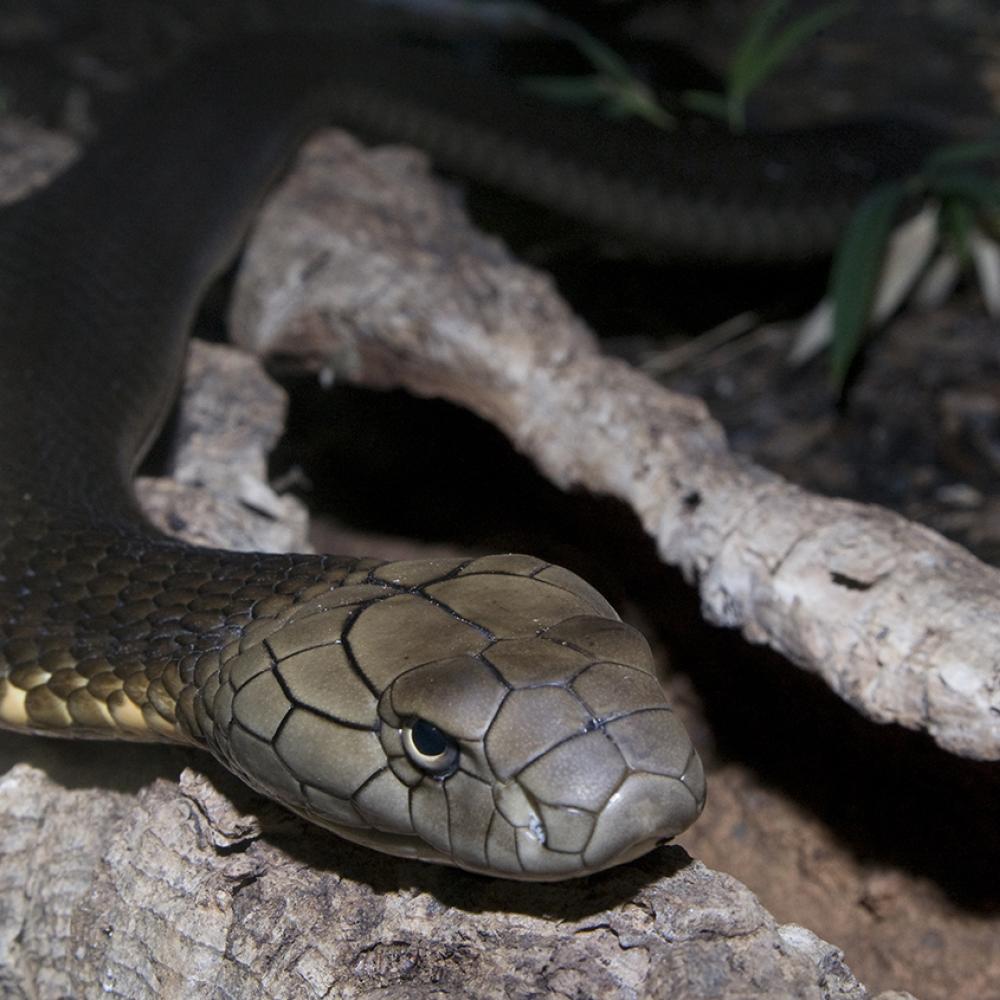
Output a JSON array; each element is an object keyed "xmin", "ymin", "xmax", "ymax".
[{"xmin": 0, "ymin": 490, "xmax": 383, "ymax": 744}]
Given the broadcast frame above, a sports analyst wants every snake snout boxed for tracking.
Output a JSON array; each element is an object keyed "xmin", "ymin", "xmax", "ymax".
[
  {"xmin": 493, "ymin": 708, "xmax": 705, "ymax": 878},
  {"xmin": 475, "ymin": 615, "xmax": 706, "ymax": 878},
  {"xmin": 253, "ymin": 560, "xmax": 705, "ymax": 879}
]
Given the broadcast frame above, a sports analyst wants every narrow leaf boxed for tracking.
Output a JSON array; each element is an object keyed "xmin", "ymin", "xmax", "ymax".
[
  {"xmin": 829, "ymin": 181, "xmax": 908, "ymax": 387},
  {"xmin": 729, "ymin": 0, "xmax": 789, "ymax": 89},
  {"xmin": 522, "ymin": 75, "xmax": 612, "ymax": 105},
  {"xmin": 608, "ymin": 83, "xmax": 675, "ymax": 128},
  {"xmin": 789, "ymin": 298, "xmax": 835, "ymax": 366},
  {"xmin": 922, "ymin": 135, "xmax": 1000, "ymax": 174},
  {"xmin": 511, "ymin": 0, "xmax": 674, "ymax": 127},
  {"xmin": 869, "ymin": 202, "xmax": 939, "ymax": 323},
  {"xmin": 564, "ymin": 26, "xmax": 638, "ymax": 81},
  {"xmin": 523, "ymin": 74, "xmax": 674, "ymax": 127},
  {"xmin": 731, "ymin": 2, "xmax": 853, "ymax": 103},
  {"xmin": 927, "ymin": 172, "xmax": 1000, "ymax": 207},
  {"xmin": 938, "ymin": 196, "xmax": 977, "ymax": 259}
]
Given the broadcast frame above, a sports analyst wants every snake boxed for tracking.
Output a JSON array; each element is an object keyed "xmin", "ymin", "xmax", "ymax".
[{"xmin": 0, "ymin": 31, "xmax": 939, "ymax": 879}]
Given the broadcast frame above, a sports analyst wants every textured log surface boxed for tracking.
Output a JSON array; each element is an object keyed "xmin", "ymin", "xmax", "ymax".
[
  {"xmin": 233, "ymin": 128, "xmax": 1000, "ymax": 761},
  {"xmin": 3, "ymin": 746, "xmax": 896, "ymax": 1000}
]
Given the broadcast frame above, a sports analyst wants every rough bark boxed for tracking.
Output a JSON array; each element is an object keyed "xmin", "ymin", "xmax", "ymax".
[
  {"xmin": 0, "ymin": 116, "xmax": 925, "ymax": 999},
  {"xmin": 231, "ymin": 129, "xmax": 1000, "ymax": 761},
  {"xmin": 0, "ymin": 745, "xmax": 894, "ymax": 1000}
]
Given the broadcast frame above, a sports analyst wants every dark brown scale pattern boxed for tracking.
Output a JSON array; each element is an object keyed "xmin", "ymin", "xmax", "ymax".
[{"xmin": 0, "ymin": 493, "xmax": 379, "ymax": 742}]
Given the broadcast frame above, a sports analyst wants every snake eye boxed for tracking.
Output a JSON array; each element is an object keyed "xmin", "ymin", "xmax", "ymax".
[{"xmin": 402, "ymin": 718, "xmax": 459, "ymax": 777}]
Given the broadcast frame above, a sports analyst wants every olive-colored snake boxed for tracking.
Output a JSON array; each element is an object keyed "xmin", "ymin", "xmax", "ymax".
[{"xmin": 0, "ymin": 34, "xmax": 937, "ymax": 879}]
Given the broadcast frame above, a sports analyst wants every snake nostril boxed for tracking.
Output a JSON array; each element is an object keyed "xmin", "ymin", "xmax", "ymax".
[
  {"xmin": 528, "ymin": 812, "xmax": 546, "ymax": 846},
  {"xmin": 519, "ymin": 784, "xmax": 548, "ymax": 846},
  {"xmin": 495, "ymin": 780, "xmax": 549, "ymax": 846}
]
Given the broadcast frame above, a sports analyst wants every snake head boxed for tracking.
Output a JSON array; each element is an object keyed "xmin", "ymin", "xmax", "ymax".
[
  {"xmin": 372, "ymin": 609, "xmax": 705, "ymax": 879},
  {"xmin": 214, "ymin": 555, "xmax": 704, "ymax": 880}
]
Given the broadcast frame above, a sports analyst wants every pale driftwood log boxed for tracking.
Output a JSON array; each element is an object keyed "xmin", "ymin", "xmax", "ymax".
[
  {"xmin": 0, "ymin": 745, "xmax": 889, "ymax": 1000},
  {"xmin": 0, "ymin": 116, "xmax": 921, "ymax": 999},
  {"xmin": 136, "ymin": 341, "xmax": 311, "ymax": 555},
  {"xmin": 232, "ymin": 129, "xmax": 1000, "ymax": 761}
]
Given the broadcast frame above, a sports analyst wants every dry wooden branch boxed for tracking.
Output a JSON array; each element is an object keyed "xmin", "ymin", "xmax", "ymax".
[
  {"xmin": 232, "ymin": 130, "xmax": 1000, "ymax": 762},
  {"xmin": 1, "ymin": 745, "xmax": 888, "ymax": 1000}
]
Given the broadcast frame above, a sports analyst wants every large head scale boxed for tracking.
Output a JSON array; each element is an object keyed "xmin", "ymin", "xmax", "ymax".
[{"xmin": 212, "ymin": 555, "xmax": 705, "ymax": 879}]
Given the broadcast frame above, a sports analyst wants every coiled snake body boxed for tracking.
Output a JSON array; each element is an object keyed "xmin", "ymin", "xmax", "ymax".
[{"xmin": 0, "ymin": 33, "xmax": 934, "ymax": 879}]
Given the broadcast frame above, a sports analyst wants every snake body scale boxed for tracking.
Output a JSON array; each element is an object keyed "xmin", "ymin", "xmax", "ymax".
[{"xmin": 0, "ymin": 31, "xmax": 937, "ymax": 879}]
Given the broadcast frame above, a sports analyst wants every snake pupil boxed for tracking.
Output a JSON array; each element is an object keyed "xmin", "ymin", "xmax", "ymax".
[
  {"xmin": 411, "ymin": 718, "xmax": 447, "ymax": 756},
  {"xmin": 401, "ymin": 718, "xmax": 459, "ymax": 776}
]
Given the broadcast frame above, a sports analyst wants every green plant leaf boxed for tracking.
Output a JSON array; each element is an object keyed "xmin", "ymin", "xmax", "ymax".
[
  {"xmin": 523, "ymin": 74, "xmax": 673, "ymax": 127},
  {"xmin": 560, "ymin": 24, "xmax": 637, "ymax": 82},
  {"xmin": 729, "ymin": 0, "xmax": 789, "ymax": 92},
  {"xmin": 506, "ymin": 0, "xmax": 674, "ymax": 127},
  {"xmin": 522, "ymin": 75, "xmax": 613, "ymax": 104},
  {"xmin": 726, "ymin": 0, "xmax": 853, "ymax": 130},
  {"xmin": 736, "ymin": 1, "xmax": 853, "ymax": 94},
  {"xmin": 921, "ymin": 135, "xmax": 1000, "ymax": 175},
  {"xmin": 926, "ymin": 171, "xmax": 1000, "ymax": 207},
  {"xmin": 938, "ymin": 197, "xmax": 977, "ymax": 259},
  {"xmin": 607, "ymin": 84, "xmax": 674, "ymax": 127},
  {"xmin": 829, "ymin": 180, "xmax": 908, "ymax": 387}
]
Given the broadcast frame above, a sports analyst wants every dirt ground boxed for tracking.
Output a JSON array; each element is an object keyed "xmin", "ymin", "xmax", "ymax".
[{"xmin": 0, "ymin": 2, "xmax": 997, "ymax": 998}]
